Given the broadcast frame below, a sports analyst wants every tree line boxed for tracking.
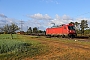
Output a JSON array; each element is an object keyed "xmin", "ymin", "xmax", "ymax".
[
  {"xmin": 0, "ymin": 23, "xmax": 45, "ymax": 35},
  {"xmin": 27, "ymin": 27, "xmax": 45, "ymax": 35}
]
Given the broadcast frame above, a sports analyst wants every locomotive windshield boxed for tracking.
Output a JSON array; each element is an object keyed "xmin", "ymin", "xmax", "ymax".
[{"xmin": 68, "ymin": 26, "xmax": 75, "ymax": 30}]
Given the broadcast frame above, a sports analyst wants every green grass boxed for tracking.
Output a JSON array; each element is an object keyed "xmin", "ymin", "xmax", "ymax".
[
  {"xmin": 0, "ymin": 34, "xmax": 17, "ymax": 39},
  {"xmin": 0, "ymin": 34, "xmax": 90, "ymax": 60},
  {"xmin": 0, "ymin": 34, "xmax": 48, "ymax": 60}
]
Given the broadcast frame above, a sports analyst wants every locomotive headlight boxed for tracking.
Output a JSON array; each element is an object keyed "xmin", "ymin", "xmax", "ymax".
[
  {"xmin": 69, "ymin": 30, "xmax": 75, "ymax": 33},
  {"xmin": 69, "ymin": 30, "xmax": 71, "ymax": 32}
]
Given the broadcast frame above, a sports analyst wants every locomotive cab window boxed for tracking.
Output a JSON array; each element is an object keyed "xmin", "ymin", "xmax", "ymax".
[{"xmin": 68, "ymin": 26, "xmax": 75, "ymax": 30}]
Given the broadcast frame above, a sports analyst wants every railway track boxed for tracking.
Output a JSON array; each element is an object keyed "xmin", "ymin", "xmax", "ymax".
[
  {"xmin": 45, "ymin": 35, "xmax": 90, "ymax": 42},
  {"xmin": 26, "ymin": 34, "xmax": 90, "ymax": 42},
  {"xmin": 75, "ymin": 36, "xmax": 89, "ymax": 39},
  {"xmin": 68, "ymin": 36, "xmax": 90, "ymax": 42}
]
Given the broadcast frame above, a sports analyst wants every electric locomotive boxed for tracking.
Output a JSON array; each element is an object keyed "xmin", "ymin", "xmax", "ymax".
[{"xmin": 46, "ymin": 23, "xmax": 77, "ymax": 38}]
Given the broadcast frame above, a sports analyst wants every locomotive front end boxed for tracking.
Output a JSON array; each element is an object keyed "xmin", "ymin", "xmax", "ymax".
[{"xmin": 68, "ymin": 24, "xmax": 77, "ymax": 38}]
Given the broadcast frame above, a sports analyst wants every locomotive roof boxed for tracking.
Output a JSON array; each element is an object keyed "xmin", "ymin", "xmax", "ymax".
[
  {"xmin": 49, "ymin": 24, "xmax": 74, "ymax": 28},
  {"xmin": 51, "ymin": 24, "xmax": 66, "ymax": 28}
]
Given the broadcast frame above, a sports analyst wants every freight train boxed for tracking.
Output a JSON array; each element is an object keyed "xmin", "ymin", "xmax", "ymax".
[{"xmin": 46, "ymin": 23, "xmax": 77, "ymax": 38}]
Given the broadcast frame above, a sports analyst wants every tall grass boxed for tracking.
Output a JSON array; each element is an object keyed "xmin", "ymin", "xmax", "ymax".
[{"xmin": 0, "ymin": 34, "xmax": 48, "ymax": 60}]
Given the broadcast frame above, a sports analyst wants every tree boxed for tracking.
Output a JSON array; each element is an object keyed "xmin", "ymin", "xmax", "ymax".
[
  {"xmin": 74, "ymin": 22, "xmax": 80, "ymax": 34},
  {"xmin": 27, "ymin": 27, "xmax": 32, "ymax": 34},
  {"xmin": 3, "ymin": 24, "xmax": 9, "ymax": 34},
  {"xmin": 38, "ymin": 30, "xmax": 43, "ymax": 33},
  {"xmin": 84, "ymin": 28, "xmax": 90, "ymax": 34},
  {"xmin": 9, "ymin": 23, "xmax": 20, "ymax": 33},
  {"xmin": 74, "ymin": 22, "xmax": 80, "ymax": 30},
  {"xmin": 33, "ymin": 27, "xmax": 38, "ymax": 33},
  {"xmin": 80, "ymin": 20, "xmax": 89, "ymax": 35},
  {"xmin": 69, "ymin": 22, "xmax": 74, "ymax": 25},
  {"xmin": 2, "ymin": 23, "xmax": 20, "ymax": 39}
]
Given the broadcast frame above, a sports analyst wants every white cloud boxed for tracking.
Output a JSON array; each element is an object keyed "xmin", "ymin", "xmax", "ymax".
[
  {"xmin": 50, "ymin": 14, "xmax": 74, "ymax": 26},
  {"xmin": 26, "ymin": 14, "xmax": 77, "ymax": 30},
  {"xmin": 6, "ymin": 18, "xmax": 17, "ymax": 24},
  {"xmin": 27, "ymin": 13, "xmax": 52, "ymax": 20},
  {"xmin": 0, "ymin": 14, "xmax": 7, "ymax": 18},
  {"xmin": 62, "ymin": 15, "xmax": 73, "ymax": 20},
  {"xmin": 75, "ymin": 17, "xmax": 88, "ymax": 23},
  {"xmin": 0, "ymin": 14, "xmax": 19, "ymax": 27}
]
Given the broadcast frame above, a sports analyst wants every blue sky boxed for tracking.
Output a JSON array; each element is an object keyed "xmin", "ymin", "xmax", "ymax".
[{"xmin": 0, "ymin": 0, "xmax": 90, "ymax": 31}]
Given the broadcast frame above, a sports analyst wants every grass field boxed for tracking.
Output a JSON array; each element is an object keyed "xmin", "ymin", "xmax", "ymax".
[
  {"xmin": 0, "ymin": 34, "xmax": 48, "ymax": 60},
  {"xmin": 0, "ymin": 34, "xmax": 90, "ymax": 60}
]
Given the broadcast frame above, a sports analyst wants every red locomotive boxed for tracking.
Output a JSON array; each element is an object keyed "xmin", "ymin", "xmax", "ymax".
[{"xmin": 46, "ymin": 23, "xmax": 77, "ymax": 38}]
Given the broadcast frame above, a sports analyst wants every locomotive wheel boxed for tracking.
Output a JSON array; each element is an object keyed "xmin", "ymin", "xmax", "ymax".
[
  {"xmin": 70, "ymin": 35, "xmax": 75, "ymax": 38},
  {"xmin": 62, "ymin": 35, "xmax": 65, "ymax": 38},
  {"xmin": 46, "ymin": 35, "xmax": 51, "ymax": 38},
  {"xmin": 71, "ymin": 35, "xmax": 74, "ymax": 38}
]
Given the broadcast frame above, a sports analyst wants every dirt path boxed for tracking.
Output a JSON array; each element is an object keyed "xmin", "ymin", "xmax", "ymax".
[{"xmin": 23, "ymin": 37, "xmax": 90, "ymax": 60}]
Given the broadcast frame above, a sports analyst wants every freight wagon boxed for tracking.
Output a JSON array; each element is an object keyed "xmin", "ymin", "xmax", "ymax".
[{"xmin": 46, "ymin": 24, "xmax": 77, "ymax": 38}]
